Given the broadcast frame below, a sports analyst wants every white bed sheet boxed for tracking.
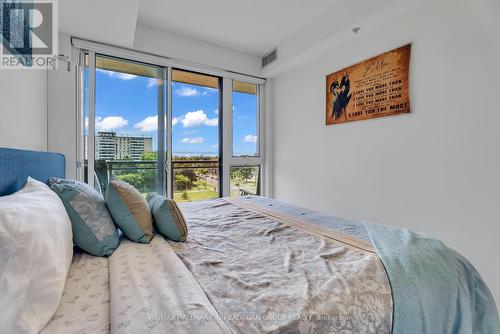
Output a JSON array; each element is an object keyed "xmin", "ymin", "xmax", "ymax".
[
  {"xmin": 108, "ymin": 237, "xmax": 231, "ymax": 334},
  {"xmin": 41, "ymin": 251, "xmax": 110, "ymax": 334}
]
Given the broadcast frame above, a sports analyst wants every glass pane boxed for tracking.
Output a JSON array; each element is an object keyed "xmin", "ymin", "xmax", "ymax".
[
  {"xmin": 232, "ymin": 81, "xmax": 258, "ymax": 157},
  {"xmin": 172, "ymin": 69, "xmax": 220, "ymax": 202},
  {"xmin": 173, "ymin": 158, "xmax": 219, "ymax": 202},
  {"xmin": 93, "ymin": 55, "xmax": 163, "ymax": 195},
  {"xmin": 230, "ymin": 166, "xmax": 260, "ymax": 197}
]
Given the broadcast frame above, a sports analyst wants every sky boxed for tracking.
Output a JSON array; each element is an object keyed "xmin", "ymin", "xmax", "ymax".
[{"xmin": 86, "ymin": 68, "xmax": 258, "ymax": 157}]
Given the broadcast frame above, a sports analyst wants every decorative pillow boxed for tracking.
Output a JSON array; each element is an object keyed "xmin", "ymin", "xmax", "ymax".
[
  {"xmin": 105, "ymin": 179, "xmax": 153, "ymax": 243},
  {"xmin": 49, "ymin": 177, "xmax": 120, "ymax": 256},
  {"xmin": 93, "ymin": 172, "xmax": 103, "ymax": 195},
  {"xmin": 0, "ymin": 177, "xmax": 73, "ymax": 333},
  {"xmin": 147, "ymin": 193, "xmax": 188, "ymax": 242}
]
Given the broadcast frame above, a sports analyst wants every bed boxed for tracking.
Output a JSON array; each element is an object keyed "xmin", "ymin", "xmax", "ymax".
[{"xmin": 1, "ymin": 148, "xmax": 499, "ymax": 334}]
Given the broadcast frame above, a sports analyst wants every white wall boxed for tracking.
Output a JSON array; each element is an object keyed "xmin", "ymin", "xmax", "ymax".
[
  {"xmin": 0, "ymin": 70, "xmax": 47, "ymax": 151},
  {"xmin": 271, "ymin": 0, "xmax": 500, "ymax": 304},
  {"xmin": 264, "ymin": 78, "xmax": 275, "ymax": 198},
  {"xmin": 48, "ymin": 32, "xmax": 77, "ymax": 178}
]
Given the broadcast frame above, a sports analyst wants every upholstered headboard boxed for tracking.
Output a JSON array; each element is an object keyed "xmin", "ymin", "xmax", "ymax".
[{"xmin": 0, "ymin": 147, "xmax": 65, "ymax": 196}]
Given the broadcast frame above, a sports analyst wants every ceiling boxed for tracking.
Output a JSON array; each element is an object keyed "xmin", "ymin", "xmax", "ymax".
[
  {"xmin": 59, "ymin": 0, "xmax": 427, "ymax": 76},
  {"xmin": 59, "ymin": 0, "xmax": 141, "ymax": 48},
  {"xmin": 138, "ymin": 0, "xmax": 339, "ymax": 56}
]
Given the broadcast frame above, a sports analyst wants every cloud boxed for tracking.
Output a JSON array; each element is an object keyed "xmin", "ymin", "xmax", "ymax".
[
  {"xmin": 97, "ymin": 69, "xmax": 137, "ymax": 81},
  {"xmin": 181, "ymin": 137, "xmax": 204, "ymax": 144},
  {"xmin": 115, "ymin": 73, "xmax": 137, "ymax": 80},
  {"xmin": 133, "ymin": 115, "xmax": 183, "ymax": 131},
  {"xmin": 181, "ymin": 110, "xmax": 218, "ymax": 128},
  {"xmin": 200, "ymin": 88, "xmax": 216, "ymax": 96},
  {"xmin": 243, "ymin": 134, "xmax": 258, "ymax": 143},
  {"xmin": 134, "ymin": 116, "xmax": 157, "ymax": 132},
  {"xmin": 95, "ymin": 116, "xmax": 128, "ymax": 131},
  {"xmin": 204, "ymin": 118, "xmax": 218, "ymax": 126},
  {"xmin": 213, "ymin": 109, "xmax": 218, "ymax": 115},
  {"xmin": 147, "ymin": 78, "xmax": 159, "ymax": 89},
  {"xmin": 175, "ymin": 87, "xmax": 199, "ymax": 97}
]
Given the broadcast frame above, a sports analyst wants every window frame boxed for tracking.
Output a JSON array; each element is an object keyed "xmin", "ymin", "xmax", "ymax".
[
  {"xmin": 79, "ymin": 51, "xmax": 166, "ymax": 194},
  {"xmin": 74, "ymin": 39, "xmax": 267, "ymax": 199},
  {"xmin": 222, "ymin": 79, "xmax": 265, "ymax": 197}
]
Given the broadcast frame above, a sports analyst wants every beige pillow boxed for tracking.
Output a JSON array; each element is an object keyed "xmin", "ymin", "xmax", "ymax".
[{"xmin": 105, "ymin": 179, "xmax": 154, "ymax": 243}]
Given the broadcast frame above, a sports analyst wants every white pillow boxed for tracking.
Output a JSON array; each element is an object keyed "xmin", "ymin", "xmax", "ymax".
[{"xmin": 0, "ymin": 177, "xmax": 73, "ymax": 333}]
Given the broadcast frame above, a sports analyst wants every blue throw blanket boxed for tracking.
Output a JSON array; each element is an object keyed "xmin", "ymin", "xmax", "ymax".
[
  {"xmin": 240, "ymin": 196, "xmax": 499, "ymax": 333},
  {"xmin": 364, "ymin": 222, "xmax": 500, "ymax": 334}
]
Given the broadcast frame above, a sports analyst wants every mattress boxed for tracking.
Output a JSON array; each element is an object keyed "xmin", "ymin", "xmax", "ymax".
[
  {"xmin": 43, "ymin": 196, "xmax": 499, "ymax": 333},
  {"xmin": 44, "ymin": 197, "xmax": 392, "ymax": 334}
]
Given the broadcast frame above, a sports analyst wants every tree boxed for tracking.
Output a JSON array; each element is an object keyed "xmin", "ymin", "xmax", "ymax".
[
  {"xmin": 183, "ymin": 169, "xmax": 198, "ymax": 184},
  {"xmin": 232, "ymin": 169, "xmax": 243, "ymax": 187},
  {"xmin": 141, "ymin": 152, "xmax": 158, "ymax": 161},
  {"xmin": 135, "ymin": 152, "xmax": 158, "ymax": 192},
  {"xmin": 117, "ymin": 173, "xmax": 145, "ymax": 191},
  {"xmin": 175, "ymin": 174, "xmax": 190, "ymax": 192},
  {"xmin": 199, "ymin": 168, "xmax": 209, "ymax": 189},
  {"xmin": 239, "ymin": 167, "xmax": 253, "ymax": 182}
]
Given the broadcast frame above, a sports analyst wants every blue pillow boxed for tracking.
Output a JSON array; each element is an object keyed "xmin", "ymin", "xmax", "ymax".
[
  {"xmin": 49, "ymin": 178, "xmax": 120, "ymax": 256},
  {"xmin": 147, "ymin": 193, "xmax": 188, "ymax": 242}
]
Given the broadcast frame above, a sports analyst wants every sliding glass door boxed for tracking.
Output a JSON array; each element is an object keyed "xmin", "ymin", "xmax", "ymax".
[
  {"xmin": 84, "ymin": 54, "xmax": 165, "ymax": 195},
  {"xmin": 80, "ymin": 49, "xmax": 265, "ymax": 201}
]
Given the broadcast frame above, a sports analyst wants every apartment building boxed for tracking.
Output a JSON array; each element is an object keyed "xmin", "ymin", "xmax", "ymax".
[{"xmin": 95, "ymin": 132, "xmax": 152, "ymax": 160}]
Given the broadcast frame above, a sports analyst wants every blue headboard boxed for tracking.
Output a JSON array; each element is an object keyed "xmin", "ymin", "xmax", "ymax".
[{"xmin": 0, "ymin": 147, "xmax": 65, "ymax": 196}]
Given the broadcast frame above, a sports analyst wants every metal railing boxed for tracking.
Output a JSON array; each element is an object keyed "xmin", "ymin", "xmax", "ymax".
[
  {"xmin": 92, "ymin": 159, "xmax": 259, "ymax": 198},
  {"xmin": 105, "ymin": 160, "xmax": 157, "ymax": 179},
  {"xmin": 171, "ymin": 159, "xmax": 219, "ymax": 169},
  {"xmin": 95, "ymin": 159, "xmax": 220, "ymax": 195}
]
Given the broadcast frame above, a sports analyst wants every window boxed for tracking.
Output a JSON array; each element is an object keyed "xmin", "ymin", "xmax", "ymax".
[
  {"xmin": 95, "ymin": 56, "xmax": 163, "ymax": 195},
  {"xmin": 232, "ymin": 81, "xmax": 258, "ymax": 157},
  {"xmin": 227, "ymin": 81, "xmax": 262, "ymax": 197},
  {"xmin": 230, "ymin": 165, "xmax": 260, "ymax": 196},
  {"xmin": 171, "ymin": 70, "xmax": 221, "ymax": 202},
  {"xmin": 83, "ymin": 54, "xmax": 164, "ymax": 195},
  {"xmin": 78, "ymin": 45, "xmax": 265, "ymax": 201}
]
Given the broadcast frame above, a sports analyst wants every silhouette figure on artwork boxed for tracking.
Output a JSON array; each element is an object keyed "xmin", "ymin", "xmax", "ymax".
[{"xmin": 329, "ymin": 75, "xmax": 352, "ymax": 120}]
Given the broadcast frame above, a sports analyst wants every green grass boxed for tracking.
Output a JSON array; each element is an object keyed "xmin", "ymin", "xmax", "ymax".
[
  {"xmin": 174, "ymin": 190, "xmax": 219, "ymax": 202},
  {"xmin": 230, "ymin": 179, "xmax": 258, "ymax": 197}
]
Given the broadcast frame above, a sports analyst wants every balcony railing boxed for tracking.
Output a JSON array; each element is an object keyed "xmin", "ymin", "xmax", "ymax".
[
  {"xmin": 91, "ymin": 158, "xmax": 259, "ymax": 202},
  {"xmin": 95, "ymin": 159, "xmax": 158, "ymax": 194}
]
